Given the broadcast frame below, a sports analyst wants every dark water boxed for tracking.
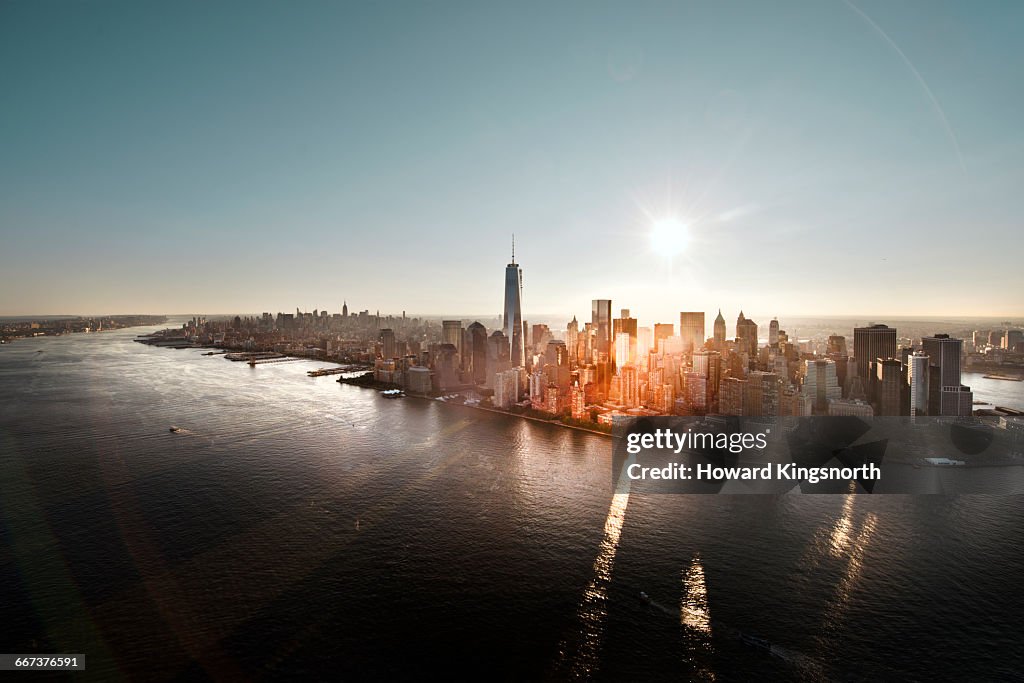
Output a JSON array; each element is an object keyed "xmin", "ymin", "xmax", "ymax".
[{"xmin": 1, "ymin": 325, "xmax": 1022, "ymax": 681}]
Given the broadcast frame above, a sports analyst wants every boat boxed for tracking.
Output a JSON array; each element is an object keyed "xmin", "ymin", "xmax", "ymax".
[
  {"xmin": 382, "ymin": 389, "xmax": 405, "ymax": 398},
  {"xmin": 640, "ymin": 591, "xmax": 651, "ymax": 603},
  {"xmin": 169, "ymin": 426, "xmax": 181, "ymax": 433}
]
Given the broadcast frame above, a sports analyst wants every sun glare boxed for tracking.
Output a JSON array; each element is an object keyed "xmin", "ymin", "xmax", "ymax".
[{"xmin": 650, "ymin": 218, "xmax": 689, "ymax": 257}]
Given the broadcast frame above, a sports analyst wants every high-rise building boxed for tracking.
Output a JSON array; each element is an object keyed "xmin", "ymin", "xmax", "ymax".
[
  {"xmin": 875, "ymin": 358, "xmax": 903, "ymax": 416},
  {"xmin": 768, "ymin": 318, "xmax": 780, "ymax": 347},
  {"xmin": 922, "ymin": 334, "xmax": 972, "ymax": 417},
  {"xmin": 467, "ymin": 322, "xmax": 488, "ymax": 386},
  {"xmin": 503, "ymin": 239, "xmax": 525, "ymax": 368},
  {"xmin": 745, "ymin": 371, "xmax": 780, "ymax": 417},
  {"xmin": 854, "ymin": 324, "xmax": 897, "ymax": 381},
  {"xmin": 566, "ymin": 317, "xmax": 579, "ymax": 361},
  {"xmin": 614, "ymin": 332, "xmax": 631, "ymax": 369},
  {"xmin": 713, "ymin": 310, "xmax": 726, "ymax": 347},
  {"xmin": 653, "ymin": 323, "xmax": 674, "ymax": 350},
  {"xmin": 442, "ymin": 320, "xmax": 463, "ymax": 367},
  {"xmin": 591, "ymin": 299, "xmax": 612, "ymax": 362},
  {"xmin": 619, "ymin": 364, "xmax": 639, "ymax": 408},
  {"xmin": 719, "ymin": 377, "xmax": 746, "ymax": 416},
  {"xmin": 637, "ymin": 326, "xmax": 653, "ymax": 358},
  {"xmin": 613, "ymin": 309, "xmax": 637, "ymax": 365},
  {"xmin": 736, "ymin": 311, "xmax": 758, "ymax": 357},
  {"xmin": 380, "ymin": 328, "xmax": 396, "ymax": 360},
  {"xmin": 680, "ymin": 312, "xmax": 705, "ymax": 353},
  {"xmin": 802, "ymin": 359, "xmax": 841, "ymax": 414},
  {"xmin": 692, "ymin": 350, "xmax": 722, "ymax": 410},
  {"xmin": 908, "ymin": 350, "xmax": 929, "ymax": 419},
  {"xmin": 921, "ymin": 334, "xmax": 962, "ymax": 390},
  {"xmin": 827, "ymin": 335, "xmax": 848, "ymax": 357}
]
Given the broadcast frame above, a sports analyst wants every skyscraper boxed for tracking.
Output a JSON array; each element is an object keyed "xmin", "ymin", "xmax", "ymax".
[
  {"xmin": 613, "ymin": 309, "xmax": 637, "ymax": 365},
  {"xmin": 875, "ymin": 358, "xmax": 903, "ymax": 416},
  {"xmin": 380, "ymin": 328, "xmax": 396, "ymax": 360},
  {"xmin": 854, "ymin": 324, "xmax": 897, "ymax": 381},
  {"xmin": 503, "ymin": 238, "xmax": 525, "ymax": 368},
  {"xmin": 921, "ymin": 334, "xmax": 962, "ymax": 390},
  {"xmin": 467, "ymin": 322, "xmax": 488, "ymax": 386},
  {"xmin": 768, "ymin": 318, "xmax": 780, "ymax": 347},
  {"xmin": 736, "ymin": 311, "xmax": 758, "ymax": 357},
  {"xmin": 591, "ymin": 299, "xmax": 612, "ymax": 361},
  {"xmin": 680, "ymin": 312, "xmax": 705, "ymax": 353},
  {"xmin": 908, "ymin": 350, "xmax": 929, "ymax": 419},
  {"xmin": 442, "ymin": 320, "xmax": 463, "ymax": 367},
  {"xmin": 922, "ymin": 334, "xmax": 972, "ymax": 416},
  {"xmin": 803, "ymin": 358, "xmax": 841, "ymax": 414},
  {"xmin": 566, "ymin": 316, "xmax": 579, "ymax": 361},
  {"xmin": 713, "ymin": 309, "xmax": 726, "ymax": 347}
]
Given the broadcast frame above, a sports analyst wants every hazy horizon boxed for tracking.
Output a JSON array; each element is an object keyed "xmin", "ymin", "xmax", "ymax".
[{"xmin": 2, "ymin": 1, "xmax": 1022, "ymax": 319}]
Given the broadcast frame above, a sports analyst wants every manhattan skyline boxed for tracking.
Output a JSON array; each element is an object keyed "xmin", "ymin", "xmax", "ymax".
[{"xmin": 2, "ymin": 1, "xmax": 1023, "ymax": 318}]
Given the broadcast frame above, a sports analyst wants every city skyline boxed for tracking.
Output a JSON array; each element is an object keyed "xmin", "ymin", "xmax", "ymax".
[{"xmin": 3, "ymin": 1, "xmax": 1024, "ymax": 317}]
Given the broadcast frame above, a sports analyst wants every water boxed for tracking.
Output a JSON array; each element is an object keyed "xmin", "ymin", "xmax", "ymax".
[
  {"xmin": 963, "ymin": 372, "xmax": 1024, "ymax": 410},
  {"xmin": 1, "ymin": 326, "xmax": 1022, "ymax": 681}
]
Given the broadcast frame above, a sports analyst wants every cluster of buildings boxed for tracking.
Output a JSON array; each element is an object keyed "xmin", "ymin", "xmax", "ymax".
[
  {"xmin": 171, "ymin": 244, "xmax": 1021, "ymax": 423},
  {"xmin": 359, "ymin": 246, "xmax": 1015, "ymax": 422},
  {"xmin": 0, "ymin": 315, "xmax": 166, "ymax": 343}
]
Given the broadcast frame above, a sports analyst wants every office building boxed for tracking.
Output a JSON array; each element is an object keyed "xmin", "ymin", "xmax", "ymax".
[
  {"xmin": 854, "ymin": 324, "xmax": 897, "ymax": 381},
  {"xmin": 680, "ymin": 312, "xmax": 705, "ymax": 353},
  {"xmin": 503, "ymin": 240, "xmax": 525, "ymax": 367}
]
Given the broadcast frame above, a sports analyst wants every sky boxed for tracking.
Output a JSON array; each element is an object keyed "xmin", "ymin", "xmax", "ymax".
[{"xmin": 1, "ymin": 0, "xmax": 1022, "ymax": 324}]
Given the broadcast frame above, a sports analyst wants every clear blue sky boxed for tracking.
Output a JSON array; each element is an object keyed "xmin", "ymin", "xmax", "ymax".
[{"xmin": 2, "ymin": 0, "xmax": 1022, "ymax": 322}]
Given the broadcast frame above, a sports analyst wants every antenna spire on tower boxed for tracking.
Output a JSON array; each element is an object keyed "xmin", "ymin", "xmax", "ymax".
[{"xmin": 511, "ymin": 233, "xmax": 515, "ymax": 264}]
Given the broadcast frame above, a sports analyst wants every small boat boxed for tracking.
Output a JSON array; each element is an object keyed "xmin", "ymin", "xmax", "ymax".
[
  {"xmin": 640, "ymin": 591, "xmax": 651, "ymax": 603},
  {"xmin": 169, "ymin": 426, "xmax": 181, "ymax": 433}
]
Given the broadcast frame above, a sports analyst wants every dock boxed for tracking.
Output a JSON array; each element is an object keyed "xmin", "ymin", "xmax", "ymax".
[{"xmin": 307, "ymin": 365, "xmax": 367, "ymax": 377}]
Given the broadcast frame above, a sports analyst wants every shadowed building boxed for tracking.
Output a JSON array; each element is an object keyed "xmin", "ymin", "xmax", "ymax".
[
  {"xmin": 468, "ymin": 322, "xmax": 488, "ymax": 385},
  {"xmin": 854, "ymin": 324, "xmax": 896, "ymax": 381}
]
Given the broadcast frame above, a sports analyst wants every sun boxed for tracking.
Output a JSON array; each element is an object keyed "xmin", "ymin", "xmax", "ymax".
[{"xmin": 650, "ymin": 218, "xmax": 689, "ymax": 257}]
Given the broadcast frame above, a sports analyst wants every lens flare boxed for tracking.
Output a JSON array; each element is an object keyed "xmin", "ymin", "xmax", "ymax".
[{"xmin": 650, "ymin": 218, "xmax": 689, "ymax": 257}]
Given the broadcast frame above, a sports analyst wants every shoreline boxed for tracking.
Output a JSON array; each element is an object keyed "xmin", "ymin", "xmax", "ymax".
[{"xmin": 335, "ymin": 374, "xmax": 614, "ymax": 438}]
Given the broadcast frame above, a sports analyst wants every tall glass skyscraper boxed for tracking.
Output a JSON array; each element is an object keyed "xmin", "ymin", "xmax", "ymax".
[{"xmin": 503, "ymin": 239, "xmax": 525, "ymax": 368}]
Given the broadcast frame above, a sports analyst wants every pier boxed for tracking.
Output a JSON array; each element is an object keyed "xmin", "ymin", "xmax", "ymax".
[{"xmin": 307, "ymin": 365, "xmax": 366, "ymax": 377}]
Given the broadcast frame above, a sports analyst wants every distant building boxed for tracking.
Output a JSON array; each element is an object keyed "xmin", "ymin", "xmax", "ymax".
[
  {"xmin": 406, "ymin": 366, "xmax": 432, "ymax": 394},
  {"xmin": 493, "ymin": 369, "xmax": 519, "ymax": 409},
  {"xmin": 736, "ymin": 311, "xmax": 758, "ymax": 357},
  {"xmin": 713, "ymin": 309, "xmax": 726, "ymax": 348},
  {"xmin": 468, "ymin": 322, "xmax": 488, "ymax": 386},
  {"xmin": 680, "ymin": 312, "xmax": 705, "ymax": 353},
  {"xmin": 828, "ymin": 399, "xmax": 874, "ymax": 417},
  {"xmin": 803, "ymin": 358, "xmax": 841, "ymax": 414},
  {"xmin": 908, "ymin": 350, "xmax": 929, "ymax": 419},
  {"xmin": 744, "ymin": 371, "xmax": 780, "ymax": 417},
  {"xmin": 875, "ymin": 358, "xmax": 903, "ymax": 416},
  {"xmin": 612, "ymin": 310, "xmax": 637, "ymax": 366},
  {"xmin": 719, "ymin": 377, "xmax": 746, "ymax": 416},
  {"xmin": 854, "ymin": 324, "xmax": 897, "ymax": 381},
  {"xmin": 380, "ymin": 328, "xmax": 396, "ymax": 360},
  {"xmin": 922, "ymin": 334, "xmax": 972, "ymax": 417},
  {"xmin": 503, "ymin": 240, "xmax": 525, "ymax": 367}
]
